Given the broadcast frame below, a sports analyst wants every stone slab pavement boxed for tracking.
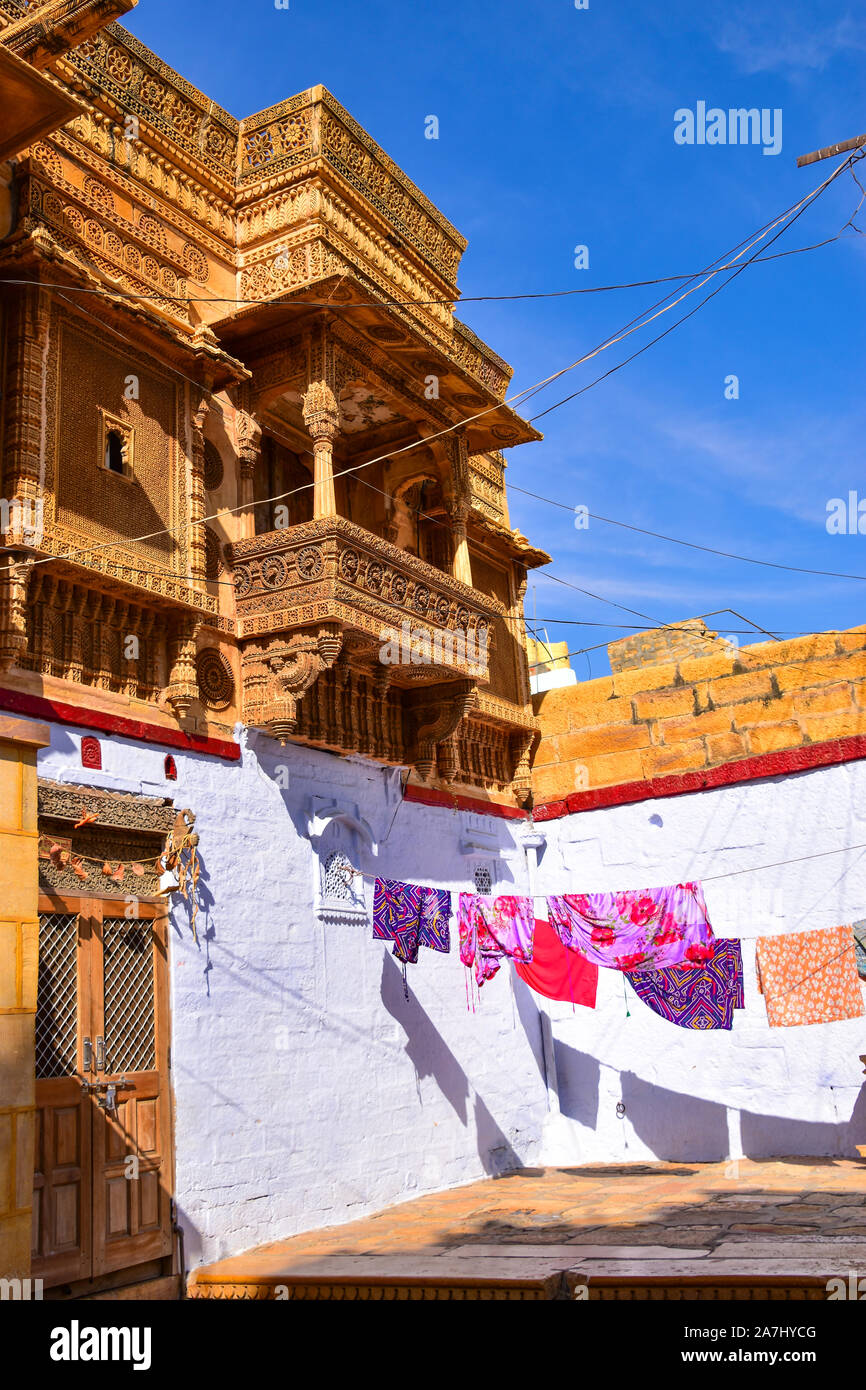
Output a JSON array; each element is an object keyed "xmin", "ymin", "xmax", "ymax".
[{"xmin": 188, "ymin": 1158, "xmax": 866, "ymax": 1293}]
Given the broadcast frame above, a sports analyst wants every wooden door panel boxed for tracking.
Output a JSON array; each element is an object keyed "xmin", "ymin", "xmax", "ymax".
[
  {"xmin": 32, "ymin": 902, "xmax": 93, "ymax": 1287},
  {"xmin": 33, "ymin": 895, "xmax": 173, "ymax": 1289},
  {"xmin": 92, "ymin": 908, "xmax": 172, "ymax": 1277}
]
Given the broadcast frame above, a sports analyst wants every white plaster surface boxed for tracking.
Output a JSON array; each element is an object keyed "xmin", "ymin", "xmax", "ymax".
[{"xmin": 37, "ymin": 726, "xmax": 866, "ymax": 1264}]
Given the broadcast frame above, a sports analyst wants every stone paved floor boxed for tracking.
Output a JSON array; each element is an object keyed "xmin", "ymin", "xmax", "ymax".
[{"xmin": 190, "ymin": 1159, "xmax": 866, "ymax": 1290}]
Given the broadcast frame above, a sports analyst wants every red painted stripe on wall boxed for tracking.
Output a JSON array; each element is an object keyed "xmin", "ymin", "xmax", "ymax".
[
  {"xmin": 0, "ymin": 687, "xmax": 241, "ymax": 761},
  {"xmin": 532, "ymin": 734, "xmax": 866, "ymax": 823},
  {"xmin": 403, "ymin": 783, "xmax": 528, "ymax": 820}
]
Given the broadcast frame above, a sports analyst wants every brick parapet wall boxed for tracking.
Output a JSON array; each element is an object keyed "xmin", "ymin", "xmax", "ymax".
[{"xmin": 532, "ymin": 626, "xmax": 866, "ymax": 804}]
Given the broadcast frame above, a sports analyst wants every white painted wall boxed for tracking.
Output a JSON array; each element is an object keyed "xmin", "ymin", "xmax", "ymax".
[
  {"xmin": 37, "ymin": 724, "xmax": 548, "ymax": 1267},
  {"xmin": 36, "ymin": 725, "xmax": 866, "ymax": 1264},
  {"xmin": 536, "ymin": 760, "xmax": 866, "ymax": 1168}
]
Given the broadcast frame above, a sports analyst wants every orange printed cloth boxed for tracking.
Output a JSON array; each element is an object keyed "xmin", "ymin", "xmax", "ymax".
[{"xmin": 755, "ymin": 925, "xmax": 865, "ymax": 1028}]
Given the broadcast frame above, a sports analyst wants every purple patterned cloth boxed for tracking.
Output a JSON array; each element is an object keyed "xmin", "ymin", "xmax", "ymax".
[
  {"xmin": 458, "ymin": 893, "xmax": 534, "ymax": 987},
  {"xmin": 372, "ymin": 880, "xmax": 451, "ymax": 965},
  {"xmin": 626, "ymin": 939, "xmax": 745, "ymax": 1030},
  {"xmin": 547, "ymin": 882, "xmax": 715, "ymax": 974}
]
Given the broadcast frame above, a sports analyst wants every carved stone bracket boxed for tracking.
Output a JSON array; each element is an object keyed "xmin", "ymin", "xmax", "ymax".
[
  {"xmin": 407, "ymin": 679, "xmax": 477, "ymax": 781},
  {"xmin": 510, "ymin": 730, "xmax": 536, "ymax": 808},
  {"xmin": 253, "ymin": 621, "xmax": 343, "ymax": 743}
]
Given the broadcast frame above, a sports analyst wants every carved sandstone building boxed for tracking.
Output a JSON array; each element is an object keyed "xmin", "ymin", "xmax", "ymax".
[{"xmin": 0, "ymin": 0, "xmax": 548, "ymax": 806}]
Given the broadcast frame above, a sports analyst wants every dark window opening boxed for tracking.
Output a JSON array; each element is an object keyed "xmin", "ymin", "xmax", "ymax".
[{"xmin": 105, "ymin": 430, "xmax": 125, "ymax": 474}]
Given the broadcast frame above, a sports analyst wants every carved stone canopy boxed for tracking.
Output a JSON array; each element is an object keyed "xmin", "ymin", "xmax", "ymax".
[{"xmin": 37, "ymin": 778, "xmax": 177, "ymax": 833}]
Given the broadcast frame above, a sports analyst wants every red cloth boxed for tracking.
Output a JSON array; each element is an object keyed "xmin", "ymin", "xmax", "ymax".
[{"xmin": 514, "ymin": 918, "xmax": 598, "ymax": 1007}]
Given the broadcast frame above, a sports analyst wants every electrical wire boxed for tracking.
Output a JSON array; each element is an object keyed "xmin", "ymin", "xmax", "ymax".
[
  {"xmin": 1, "ymin": 230, "xmax": 854, "ymax": 311},
  {"xmin": 3, "ymin": 145, "xmax": 858, "ymax": 584}
]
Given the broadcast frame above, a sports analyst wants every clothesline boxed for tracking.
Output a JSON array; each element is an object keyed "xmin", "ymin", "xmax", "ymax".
[{"xmin": 343, "ymin": 838, "xmax": 866, "ymax": 890}]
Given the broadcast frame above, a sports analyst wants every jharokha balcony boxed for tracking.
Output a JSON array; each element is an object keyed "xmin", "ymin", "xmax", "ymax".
[{"xmin": 227, "ymin": 515, "xmax": 532, "ymax": 788}]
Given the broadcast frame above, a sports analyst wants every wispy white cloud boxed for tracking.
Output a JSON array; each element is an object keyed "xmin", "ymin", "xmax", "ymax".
[{"xmin": 716, "ymin": 10, "xmax": 866, "ymax": 76}]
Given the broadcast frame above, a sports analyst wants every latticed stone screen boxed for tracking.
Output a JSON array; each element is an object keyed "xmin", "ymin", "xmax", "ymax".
[
  {"xmin": 474, "ymin": 864, "xmax": 493, "ymax": 895},
  {"xmin": 103, "ymin": 919, "xmax": 156, "ymax": 1075},
  {"xmin": 36, "ymin": 913, "xmax": 79, "ymax": 1079},
  {"xmin": 56, "ymin": 323, "xmax": 177, "ymax": 565}
]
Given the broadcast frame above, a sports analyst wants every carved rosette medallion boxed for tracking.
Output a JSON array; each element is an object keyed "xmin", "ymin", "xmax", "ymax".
[
  {"xmin": 196, "ymin": 648, "xmax": 235, "ymax": 711},
  {"xmin": 296, "ymin": 546, "xmax": 323, "ymax": 580},
  {"xmin": 340, "ymin": 550, "xmax": 360, "ymax": 582},
  {"xmin": 261, "ymin": 555, "xmax": 288, "ymax": 589},
  {"xmin": 233, "ymin": 566, "xmax": 253, "ymax": 598}
]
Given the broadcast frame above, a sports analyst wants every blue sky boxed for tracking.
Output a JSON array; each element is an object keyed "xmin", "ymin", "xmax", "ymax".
[{"xmin": 126, "ymin": 0, "xmax": 866, "ymax": 676}]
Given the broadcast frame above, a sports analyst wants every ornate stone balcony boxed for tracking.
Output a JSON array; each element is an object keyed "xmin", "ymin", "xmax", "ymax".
[
  {"xmin": 230, "ymin": 514, "xmax": 494, "ymax": 679},
  {"xmin": 226, "ymin": 517, "xmax": 513, "ymax": 766}
]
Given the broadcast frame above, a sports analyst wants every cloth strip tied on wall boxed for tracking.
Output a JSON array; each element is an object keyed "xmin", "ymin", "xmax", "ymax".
[
  {"xmin": 755, "ymin": 924, "xmax": 865, "ymax": 1028},
  {"xmin": 514, "ymin": 918, "xmax": 598, "ymax": 1007},
  {"xmin": 547, "ymin": 882, "xmax": 715, "ymax": 973},
  {"xmin": 458, "ymin": 893, "xmax": 534, "ymax": 987},
  {"xmin": 626, "ymin": 938, "xmax": 744, "ymax": 1030}
]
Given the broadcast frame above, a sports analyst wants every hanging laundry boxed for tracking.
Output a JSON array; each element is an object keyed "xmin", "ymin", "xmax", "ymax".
[
  {"xmin": 852, "ymin": 919, "xmax": 866, "ymax": 981},
  {"xmin": 514, "ymin": 917, "xmax": 598, "ymax": 1007},
  {"xmin": 755, "ymin": 925, "xmax": 864, "ymax": 1028},
  {"xmin": 372, "ymin": 880, "xmax": 451, "ymax": 965},
  {"xmin": 626, "ymin": 938, "xmax": 744, "ymax": 1030},
  {"xmin": 459, "ymin": 893, "xmax": 534, "ymax": 987},
  {"xmin": 547, "ymin": 882, "xmax": 715, "ymax": 973}
]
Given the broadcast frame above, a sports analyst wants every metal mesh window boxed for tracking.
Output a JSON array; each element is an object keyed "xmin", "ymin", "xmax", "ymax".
[
  {"xmin": 36, "ymin": 914, "xmax": 79, "ymax": 1079},
  {"xmin": 103, "ymin": 919, "xmax": 156, "ymax": 1074},
  {"xmin": 474, "ymin": 865, "xmax": 493, "ymax": 896},
  {"xmin": 322, "ymin": 851, "xmax": 355, "ymax": 902}
]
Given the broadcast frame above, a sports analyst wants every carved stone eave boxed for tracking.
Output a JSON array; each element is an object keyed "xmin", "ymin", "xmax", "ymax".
[
  {"xmin": 0, "ymin": 231, "xmax": 250, "ymax": 391},
  {"xmin": 26, "ymin": 524, "xmax": 219, "ymax": 620},
  {"xmin": 0, "ymin": 0, "xmax": 137, "ymax": 72},
  {"xmin": 469, "ymin": 510, "xmax": 552, "ymax": 569},
  {"xmin": 0, "ymin": 38, "xmax": 85, "ymax": 161}
]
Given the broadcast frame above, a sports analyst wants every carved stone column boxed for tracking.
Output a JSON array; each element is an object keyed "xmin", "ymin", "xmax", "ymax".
[
  {"xmin": 189, "ymin": 395, "xmax": 209, "ymax": 585},
  {"xmin": 0, "ymin": 558, "xmax": 30, "ymax": 674},
  {"xmin": 2, "ymin": 287, "xmax": 50, "ymax": 521},
  {"xmin": 302, "ymin": 381, "xmax": 339, "ymax": 519},
  {"xmin": 449, "ymin": 499, "xmax": 473, "ymax": 587},
  {"xmin": 442, "ymin": 431, "xmax": 473, "ymax": 587},
  {"xmin": 165, "ymin": 615, "xmax": 200, "ymax": 720},
  {"xmin": 236, "ymin": 408, "xmax": 262, "ymax": 541}
]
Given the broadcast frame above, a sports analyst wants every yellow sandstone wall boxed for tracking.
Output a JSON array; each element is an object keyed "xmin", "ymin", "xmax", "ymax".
[
  {"xmin": 0, "ymin": 717, "xmax": 49, "ymax": 1282},
  {"xmin": 532, "ymin": 626, "xmax": 866, "ymax": 803}
]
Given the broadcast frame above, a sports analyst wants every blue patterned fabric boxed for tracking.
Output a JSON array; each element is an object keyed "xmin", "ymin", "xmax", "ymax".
[
  {"xmin": 626, "ymin": 939, "xmax": 745, "ymax": 1030},
  {"xmin": 372, "ymin": 879, "xmax": 451, "ymax": 964}
]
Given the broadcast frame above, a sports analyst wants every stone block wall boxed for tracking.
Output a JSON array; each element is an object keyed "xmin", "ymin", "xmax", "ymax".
[
  {"xmin": 533, "ymin": 625, "xmax": 866, "ymax": 804},
  {"xmin": 0, "ymin": 716, "xmax": 49, "ymax": 1283}
]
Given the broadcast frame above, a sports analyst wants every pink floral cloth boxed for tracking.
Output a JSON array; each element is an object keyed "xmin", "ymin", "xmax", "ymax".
[
  {"xmin": 458, "ymin": 893, "xmax": 534, "ymax": 987},
  {"xmin": 547, "ymin": 882, "xmax": 715, "ymax": 974}
]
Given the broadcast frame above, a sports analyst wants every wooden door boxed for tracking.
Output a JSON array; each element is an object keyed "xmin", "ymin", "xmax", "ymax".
[
  {"xmin": 33, "ymin": 896, "xmax": 173, "ymax": 1289},
  {"xmin": 31, "ymin": 900, "xmax": 92, "ymax": 1286}
]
